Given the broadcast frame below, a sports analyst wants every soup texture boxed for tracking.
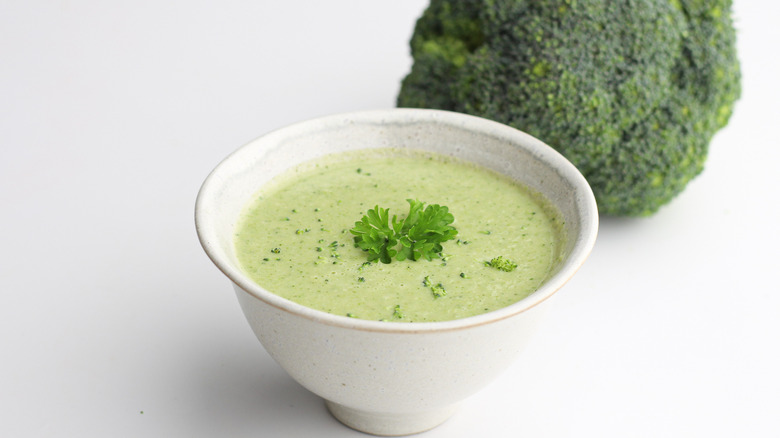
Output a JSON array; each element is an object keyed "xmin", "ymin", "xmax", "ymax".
[{"xmin": 235, "ymin": 149, "xmax": 564, "ymax": 322}]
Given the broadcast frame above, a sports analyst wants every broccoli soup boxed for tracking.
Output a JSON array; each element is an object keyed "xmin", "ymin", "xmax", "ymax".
[{"xmin": 234, "ymin": 149, "xmax": 565, "ymax": 322}]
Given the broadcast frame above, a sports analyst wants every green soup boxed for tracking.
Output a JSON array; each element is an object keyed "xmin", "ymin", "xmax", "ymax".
[{"xmin": 234, "ymin": 148, "xmax": 564, "ymax": 322}]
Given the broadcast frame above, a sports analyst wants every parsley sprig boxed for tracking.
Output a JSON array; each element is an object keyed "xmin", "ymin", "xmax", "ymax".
[{"xmin": 350, "ymin": 199, "xmax": 457, "ymax": 264}]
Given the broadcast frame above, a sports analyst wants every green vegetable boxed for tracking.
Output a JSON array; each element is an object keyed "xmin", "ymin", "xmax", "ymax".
[
  {"xmin": 485, "ymin": 256, "xmax": 517, "ymax": 272},
  {"xmin": 350, "ymin": 199, "xmax": 458, "ymax": 263},
  {"xmin": 397, "ymin": 0, "xmax": 740, "ymax": 216},
  {"xmin": 431, "ymin": 282, "xmax": 447, "ymax": 298},
  {"xmin": 422, "ymin": 275, "xmax": 447, "ymax": 298}
]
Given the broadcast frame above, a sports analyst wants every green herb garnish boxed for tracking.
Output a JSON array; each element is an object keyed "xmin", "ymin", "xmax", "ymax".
[{"xmin": 350, "ymin": 199, "xmax": 457, "ymax": 264}]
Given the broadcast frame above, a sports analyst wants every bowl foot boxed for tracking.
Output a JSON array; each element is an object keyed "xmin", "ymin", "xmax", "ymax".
[{"xmin": 325, "ymin": 400, "xmax": 458, "ymax": 436}]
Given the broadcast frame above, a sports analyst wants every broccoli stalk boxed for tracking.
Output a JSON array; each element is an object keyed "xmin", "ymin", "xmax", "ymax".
[{"xmin": 397, "ymin": 0, "xmax": 740, "ymax": 216}]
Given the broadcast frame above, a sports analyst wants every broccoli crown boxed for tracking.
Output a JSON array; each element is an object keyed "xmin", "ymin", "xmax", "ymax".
[{"xmin": 397, "ymin": 0, "xmax": 741, "ymax": 216}]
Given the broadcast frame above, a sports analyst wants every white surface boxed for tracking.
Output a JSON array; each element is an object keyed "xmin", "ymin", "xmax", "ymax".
[{"xmin": 1, "ymin": 1, "xmax": 777, "ymax": 437}]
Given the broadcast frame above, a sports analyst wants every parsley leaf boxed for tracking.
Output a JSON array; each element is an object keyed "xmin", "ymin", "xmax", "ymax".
[
  {"xmin": 350, "ymin": 206, "xmax": 398, "ymax": 263},
  {"xmin": 350, "ymin": 199, "xmax": 457, "ymax": 264}
]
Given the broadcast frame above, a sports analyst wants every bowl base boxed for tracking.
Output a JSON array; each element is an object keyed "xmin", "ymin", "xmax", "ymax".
[{"xmin": 325, "ymin": 400, "xmax": 459, "ymax": 436}]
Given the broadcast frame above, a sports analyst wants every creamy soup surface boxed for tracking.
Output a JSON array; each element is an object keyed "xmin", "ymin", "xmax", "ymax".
[{"xmin": 234, "ymin": 148, "xmax": 564, "ymax": 322}]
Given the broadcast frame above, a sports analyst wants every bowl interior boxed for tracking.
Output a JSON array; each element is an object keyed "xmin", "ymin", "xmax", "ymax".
[{"xmin": 195, "ymin": 109, "xmax": 598, "ymax": 329}]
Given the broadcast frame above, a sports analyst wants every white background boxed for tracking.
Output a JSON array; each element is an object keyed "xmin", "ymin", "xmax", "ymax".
[{"xmin": 2, "ymin": 1, "xmax": 778, "ymax": 437}]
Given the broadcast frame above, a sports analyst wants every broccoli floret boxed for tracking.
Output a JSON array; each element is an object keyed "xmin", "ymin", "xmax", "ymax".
[
  {"xmin": 485, "ymin": 256, "xmax": 517, "ymax": 272},
  {"xmin": 397, "ymin": 0, "xmax": 741, "ymax": 216}
]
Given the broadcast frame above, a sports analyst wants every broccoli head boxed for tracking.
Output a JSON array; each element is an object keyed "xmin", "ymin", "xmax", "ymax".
[{"xmin": 397, "ymin": 0, "xmax": 741, "ymax": 216}]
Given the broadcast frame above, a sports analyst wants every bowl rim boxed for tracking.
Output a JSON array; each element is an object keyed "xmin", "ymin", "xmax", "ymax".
[{"xmin": 195, "ymin": 108, "xmax": 598, "ymax": 334}]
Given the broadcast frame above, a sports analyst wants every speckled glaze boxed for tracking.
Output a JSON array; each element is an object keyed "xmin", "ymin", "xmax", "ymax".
[{"xmin": 195, "ymin": 109, "xmax": 598, "ymax": 436}]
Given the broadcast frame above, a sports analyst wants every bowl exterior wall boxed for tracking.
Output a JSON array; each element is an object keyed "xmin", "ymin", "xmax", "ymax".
[{"xmin": 233, "ymin": 283, "xmax": 548, "ymax": 414}]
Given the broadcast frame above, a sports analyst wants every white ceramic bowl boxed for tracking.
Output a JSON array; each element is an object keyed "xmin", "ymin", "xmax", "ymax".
[{"xmin": 195, "ymin": 109, "xmax": 598, "ymax": 436}]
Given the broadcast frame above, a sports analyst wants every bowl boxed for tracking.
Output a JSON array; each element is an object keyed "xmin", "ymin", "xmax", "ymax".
[{"xmin": 195, "ymin": 109, "xmax": 598, "ymax": 436}]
